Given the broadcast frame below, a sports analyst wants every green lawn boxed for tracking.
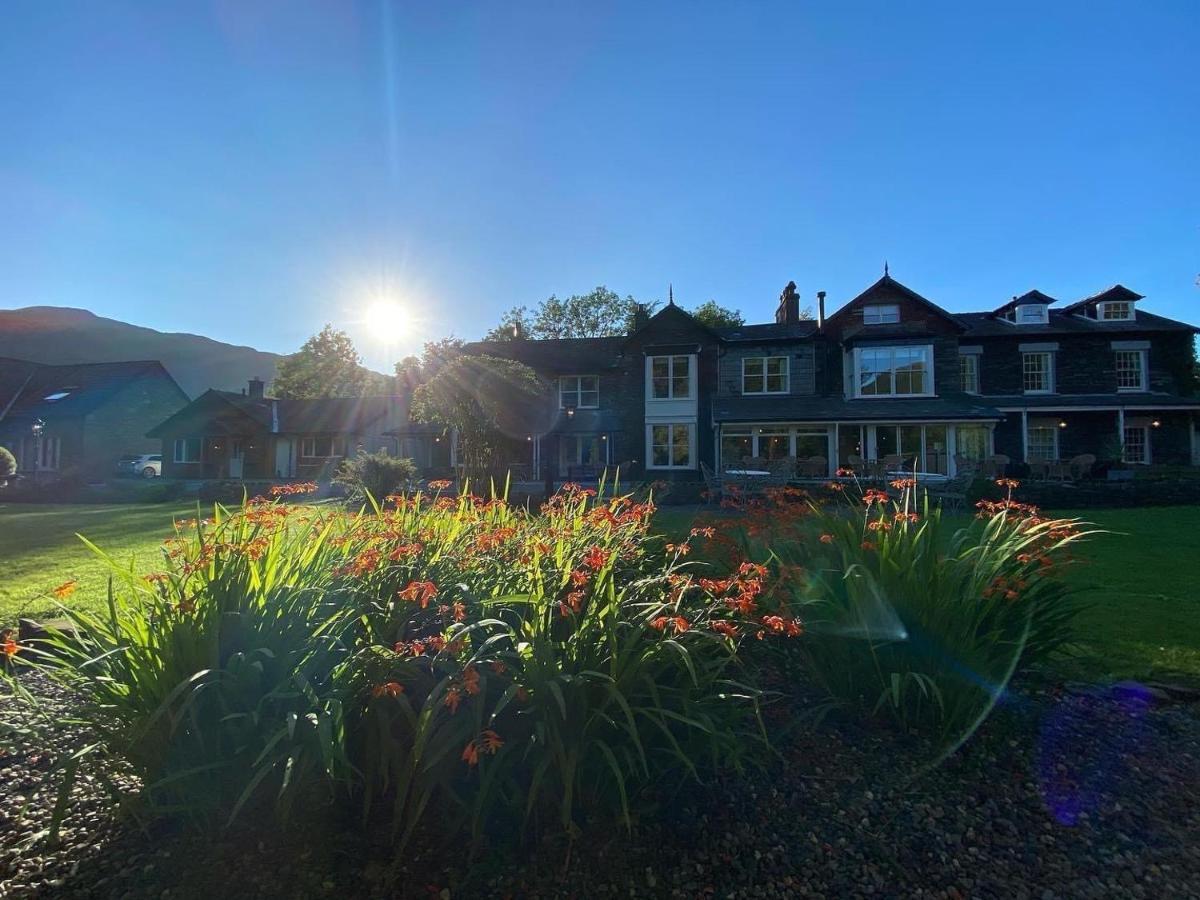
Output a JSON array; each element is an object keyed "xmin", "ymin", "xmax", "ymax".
[
  {"xmin": 2, "ymin": 500, "xmax": 1198, "ymax": 684},
  {"xmin": 0, "ymin": 501, "xmax": 197, "ymax": 623}
]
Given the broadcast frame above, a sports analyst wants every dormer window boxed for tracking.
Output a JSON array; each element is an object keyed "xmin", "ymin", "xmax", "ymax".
[
  {"xmin": 1099, "ymin": 301, "xmax": 1134, "ymax": 321},
  {"xmin": 862, "ymin": 304, "xmax": 900, "ymax": 325},
  {"xmin": 1016, "ymin": 305, "xmax": 1048, "ymax": 325}
]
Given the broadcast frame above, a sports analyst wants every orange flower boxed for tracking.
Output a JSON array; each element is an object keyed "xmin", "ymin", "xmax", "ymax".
[
  {"xmin": 427, "ymin": 479, "xmax": 452, "ymax": 491},
  {"xmin": 461, "ymin": 740, "xmax": 479, "ymax": 766},
  {"xmin": 826, "ymin": 482, "xmax": 845, "ymax": 492},
  {"xmin": 860, "ymin": 541, "xmax": 876, "ymax": 551},
  {"xmin": 371, "ymin": 681, "xmax": 404, "ymax": 699},
  {"xmin": 398, "ymin": 580, "xmax": 439, "ymax": 608},
  {"xmin": 867, "ymin": 519, "xmax": 892, "ymax": 532},
  {"xmin": 995, "ymin": 478, "xmax": 1021, "ymax": 489},
  {"xmin": 710, "ymin": 620, "xmax": 739, "ymax": 638},
  {"xmin": 582, "ymin": 546, "xmax": 611, "ymax": 570},
  {"xmin": 649, "ymin": 615, "xmax": 688, "ymax": 634},
  {"xmin": 443, "ymin": 685, "xmax": 463, "ymax": 713},
  {"xmin": 52, "ymin": 580, "xmax": 77, "ymax": 599},
  {"xmin": 479, "ymin": 729, "xmax": 503, "ymax": 753},
  {"xmin": 461, "ymin": 665, "xmax": 481, "ymax": 695},
  {"xmin": 489, "ymin": 660, "xmax": 507, "ymax": 675},
  {"xmin": 2, "ymin": 631, "xmax": 18, "ymax": 659},
  {"xmin": 819, "ymin": 533, "xmax": 835, "ymax": 544},
  {"xmin": 452, "ymin": 601, "xmax": 466, "ymax": 622},
  {"xmin": 665, "ymin": 542, "xmax": 692, "ymax": 556},
  {"xmin": 690, "ymin": 526, "xmax": 716, "ymax": 539},
  {"xmin": 570, "ymin": 569, "xmax": 590, "ymax": 587},
  {"xmin": 889, "ymin": 478, "xmax": 917, "ymax": 490}
]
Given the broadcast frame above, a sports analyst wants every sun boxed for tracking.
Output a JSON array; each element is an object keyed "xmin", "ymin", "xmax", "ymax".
[{"xmin": 362, "ymin": 300, "xmax": 408, "ymax": 337}]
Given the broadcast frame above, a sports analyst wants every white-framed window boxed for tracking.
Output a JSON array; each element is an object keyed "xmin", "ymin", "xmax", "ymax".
[
  {"xmin": 855, "ymin": 345, "xmax": 933, "ymax": 397},
  {"xmin": 648, "ymin": 355, "xmax": 692, "ymax": 400},
  {"xmin": 1100, "ymin": 301, "xmax": 1134, "ymax": 321},
  {"xmin": 174, "ymin": 437, "xmax": 202, "ymax": 463},
  {"xmin": 959, "ymin": 354, "xmax": 980, "ymax": 394},
  {"xmin": 558, "ymin": 375, "xmax": 599, "ymax": 408},
  {"xmin": 862, "ymin": 304, "xmax": 900, "ymax": 325},
  {"xmin": 300, "ymin": 436, "xmax": 345, "ymax": 458},
  {"xmin": 1123, "ymin": 426, "xmax": 1149, "ymax": 464},
  {"xmin": 1026, "ymin": 425, "xmax": 1058, "ymax": 461},
  {"xmin": 1114, "ymin": 350, "xmax": 1146, "ymax": 392},
  {"xmin": 647, "ymin": 423, "xmax": 694, "ymax": 469},
  {"xmin": 1022, "ymin": 352, "xmax": 1054, "ymax": 393},
  {"xmin": 741, "ymin": 356, "xmax": 788, "ymax": 394},
  {"xmin": 1017, "ymin": 305, "xmax": 1048, "ymax": 324}
]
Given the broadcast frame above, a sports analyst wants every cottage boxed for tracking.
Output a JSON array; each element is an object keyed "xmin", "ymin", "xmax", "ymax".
[
  {"xmin": 147, "ymin": 378, "xmax": 408, "ymax": 480},
  {"xmin": 0, "ymin": 357, "xmax": 189, "ymax": 479}
]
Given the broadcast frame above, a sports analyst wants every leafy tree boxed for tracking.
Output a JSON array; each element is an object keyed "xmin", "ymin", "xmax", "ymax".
[
  {"xmin": 272, "ymin": 325, "xmax": 390, "ymax": 399},
  {"xmin": 483, "ymin": 306, "xmax": 533, "ymax": 342},
  {"xmin": 411, "ymin": 355, "xmax": 551, "ymax": 482},
  {"xmin": 483, "ymin": 287, "xmax": 645, "ymax": 341},
  {"xmin": 689, "ymin": 300, "xmax": 744, "ymax": 329}
]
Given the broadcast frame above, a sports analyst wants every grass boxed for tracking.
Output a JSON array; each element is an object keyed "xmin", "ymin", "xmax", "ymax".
[
  {"xmin": 3, "ymin": 499, "xmax": 1199, "ymax": 685},
  {"xmin": 654, "ymin": 502, "xmax": 1200, "ymax": 685},
  {"xmin": 0, "ymin": 501, "xmax": 196, "ymax": 624}
]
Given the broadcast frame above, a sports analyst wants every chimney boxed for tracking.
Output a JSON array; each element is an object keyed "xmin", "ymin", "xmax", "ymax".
[
  {"xmin": 817, "ymin": 291, "xmax": 826, "ymax": 331},
  {"xmin": 775, "ymin": 281, "xmax": 800, "ymax": 325},
  {"xmin": 248, "ymin": 377, "xmax": 265, "ymax": 399}
]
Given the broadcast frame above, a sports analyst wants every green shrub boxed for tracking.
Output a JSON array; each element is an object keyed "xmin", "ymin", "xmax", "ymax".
[
  {"xmin": 0, "ymin": 445, "xmax": 15, "ymax": 482},
  {"xmin": 750, "ymin": 481, "xmax": 1089, "ymax": 743},
  {"xmin": 8, "ymin": 482, "xmax": 795, "ymax": 848},
  {"xmin": 333, "ymin": 449, "xmax": 417, "ymax": 504}
]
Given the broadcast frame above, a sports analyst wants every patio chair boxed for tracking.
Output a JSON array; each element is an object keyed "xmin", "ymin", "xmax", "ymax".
[
  {"xmin": 925, "ymin": 469, "xmax": 972, "ymax": 512},
  {"xmin": 844, "ymin": 454, "xmax": 865, "ymax": 476},
  {"xmin": 1068, "ymin": 453, "xmax": 1096, "ymax": 482},
  {"xmin": 799, "ymin": 455, "xmax": 828, "ymax": 479},
  {"xmin": 1028, "ymin": 459, "xmax": 1051, "ymax": 481},
  {"xmin": 881, "ymin": 453, "xmax": 905, "ymax": 474},
  {"xmin": 981, "ymin": 454, "xmax": 1010, "ymax": 478},
  {"xmin": 766, "ymin": 457, "xmax": 794, "ymax": 485}
]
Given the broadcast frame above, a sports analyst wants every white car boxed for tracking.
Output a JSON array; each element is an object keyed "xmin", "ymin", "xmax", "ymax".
[{"xmin": 118, "ymin": 453, "xmax": 162, "ymax": 478}]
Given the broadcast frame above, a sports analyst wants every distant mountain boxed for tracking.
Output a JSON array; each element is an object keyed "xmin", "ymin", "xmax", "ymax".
[{"xmin": 0, "ymin": 306, "xmax": 281, "ymax": 398}]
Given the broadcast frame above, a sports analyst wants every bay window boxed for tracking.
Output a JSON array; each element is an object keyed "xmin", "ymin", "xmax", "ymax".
[
  {"xmin": 855, "ymin": 345, "xmax": 932, "ymax": 397},
  {"xmin": 648, "ymin": 423, "xmax": 694, "ymax": 469},
  {"xmin": 742, "ymin": 356, "xmax": 788, "ymax": 394},
  {"xmin": 649, "ymin": 355, "xmax": 692, "ymax": 400}
]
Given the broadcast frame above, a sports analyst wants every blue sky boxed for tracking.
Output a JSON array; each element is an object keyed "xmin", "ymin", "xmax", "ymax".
[{"xmin": 1, "ymin": 1, "xmax": 1197, "ymax": 369}]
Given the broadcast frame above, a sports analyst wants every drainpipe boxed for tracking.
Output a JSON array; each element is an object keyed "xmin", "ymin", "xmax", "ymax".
[{"xmin": 1020, "ymin": 409, "xmax": 1029, "ymax": 463}]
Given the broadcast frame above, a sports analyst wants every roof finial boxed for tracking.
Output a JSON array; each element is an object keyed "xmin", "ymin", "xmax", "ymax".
[
  {"xmin": 884, "ymin": 260, "xmax": 889, "ymax": 277},
  {"xmin": 668, "ymin": 283, "xmax": 675, "ymax": 306}
]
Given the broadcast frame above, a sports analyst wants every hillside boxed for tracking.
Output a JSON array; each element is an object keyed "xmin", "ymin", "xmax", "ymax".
[{"xmin": 0, "ymin": 306, "xmax": 281, "ymax": 398}]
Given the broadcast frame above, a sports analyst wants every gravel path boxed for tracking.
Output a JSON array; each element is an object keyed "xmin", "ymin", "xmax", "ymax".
[{"xmin": 3, "ymin": 672, "xmax": 1198, "ymax": 899}]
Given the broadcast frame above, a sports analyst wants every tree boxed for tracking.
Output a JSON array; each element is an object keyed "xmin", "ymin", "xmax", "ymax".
[
  {"xmin": 483, "ymin": 286, "xmax": 643, "ymax": 341},
  {"xmin": 483, "ymin": 306, "xmax": 533, "ymax": 342},
  {"xmin": 272, "ymin": 325, "xmax": 390, "ymax": 399},
  {"xmin": 0, "ymin": 446, "xmax": 16, "ymax": 486},
  {"xmin": 411, "ymin": 355, "xmax": 552, "ymax": 483},
  {"xmin": 690, "ymin": 300, "xmax": 744, "ymax": 329}
]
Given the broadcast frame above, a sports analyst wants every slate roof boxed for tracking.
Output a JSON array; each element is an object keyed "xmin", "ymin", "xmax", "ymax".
[
  {"xmin": 982, "ymin": 393, "xmax": 1200, "ymax": 410},
  {"xmin": 463, "ymin": 337, "xmax": 625, "ymax": 372},
  {"xmin": 714, "ymin": 322, "xmax": 819, "ymax": 342},
  {"xmin": 989, "ymin": 290, "xmax": 1056, "ymax": 317},
  {"xmin": 954, "ymin": 309, "xmax": 1196, "ymax": 338},
  {"xmin": 712, "ymin": 394, "xmax": 1002, "ymax": 423},
  {"xmin": 147, "ymin": 390, "xmax": 398, "ymax": 437},
  {"xmin": 1060, "ymin": 285, "xmax": 1145, "ymax": 315},
  {"xmin": 0, "ymin": 357, "xmax": 183, "ymax": 424}
]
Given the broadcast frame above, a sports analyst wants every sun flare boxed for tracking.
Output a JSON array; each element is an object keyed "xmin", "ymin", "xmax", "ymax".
[{"xmin": 362, "ymin": 300, "xmax": 408, "ymax": 337}]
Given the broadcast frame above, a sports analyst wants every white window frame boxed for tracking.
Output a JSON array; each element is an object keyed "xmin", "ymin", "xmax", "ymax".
[
  {"xmin": 1022, "ymin": 351, "xmax": 1055, "ymax": 394},
  {"xmin": 1114, "ymin": 350, "xmax": 1147, "ymax": 392},
  {"xmin": 1100, "ymin": 301, "xmax": 1134, "ymax": 321},
  {"xmin": 646, "ymin": 422, "xmax": 695, "ymax": 470},
  {"xmin": 862, "ymin": 304, "xmax": 900, "ymax": 325},
  {"xmin": 300, "ymin": 436, "xmax": 346, "ymax": 459},
  {"xmin": 1017, "ymin": 305, "xmax": 1048, "ymax": 324},
  {"xmin": 558, "ymin": 375, "xmax": 600, "ymax": 409},
  {"xmin": 174, "ymin": 437, "xmax": 202, "ymax": 464},
  {"xmin": 647, "ymin": 355, "xmax": 694, "ymax": 401},
  {"xmin": 1026, "ymin": 424, "xmax": 1059, "ymax": 461},
  {"xmin": 1123, "ymin": 425, "xmax": 1150, "ymax": 464},
  {"xmin": 959, "ymin": 353, "xmax": 980, "ymax": 394},
  {"xmin": 852, "ymin": 345, "xmax": 934, "ymax": 398},
  {"xmin": 741, "ymin": 356, "xmax": 789, "ymax": 395}
]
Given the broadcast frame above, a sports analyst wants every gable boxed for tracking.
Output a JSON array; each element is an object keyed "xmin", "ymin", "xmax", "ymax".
[
  {"xmin": 825, "ymin": 275, "xmax": 965, "ymax": 339},
  {"xmin": 626, "ymin": 303, "xmax": 720, "ymax": 351}
]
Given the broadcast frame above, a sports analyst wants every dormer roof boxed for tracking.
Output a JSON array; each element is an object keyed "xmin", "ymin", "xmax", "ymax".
[
  {"xmin": 990, "ymin": 289, "xmax": 1056, "ymax": 318},
  {"xmin": 1060, "ymin": 284, "xmax": 1144, "ymax": 315}
]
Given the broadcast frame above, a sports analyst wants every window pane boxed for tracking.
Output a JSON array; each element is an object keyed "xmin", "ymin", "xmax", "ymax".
[
  {"xmin": 671, "ymin": 356, "xmax": 690, "ymax": 398},
  {"xmin": 743, "ymin": 358, "xmax": 763, "ymax": 378},
  {"xmin": 671, "ymin": 425, "xmax": 690, "ymax": 466},
  {"xmin": 1123, "ymin": 426, "xmax": 1147, "ymax": 463},
  {"xmin": 721, "ymin": 433, "xmax": 752, "ymax": 466},
  {"xmin": 924, "ymin": 425, "xmax": 948, "ymax": 474},
  {"xmin": 744, "ymin": 374, "xmax": 765, "ymax": 393},
  {"xmin": 759, "ymin": 430, "xmax": 789, "ymax": 460},
  {"xmin": 838, "ymin": 425, "xmax": 863, "ymax": 468},
  {"xmin": 1027, "ymin": 426, "xmax": 1057, "ymax": 461},
  {"xmin": 766, "ymin": 357, "xmax": 786, "ymax": 376},
  {"xmin": 875, "ymin": 426, "xmax": 897, "ymax": 458}
]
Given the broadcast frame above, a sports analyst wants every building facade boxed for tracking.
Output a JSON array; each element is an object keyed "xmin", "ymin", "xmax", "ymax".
[{"xmin": 462, "ymin": 275, "xmax": 1199, "ymax": 480}]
